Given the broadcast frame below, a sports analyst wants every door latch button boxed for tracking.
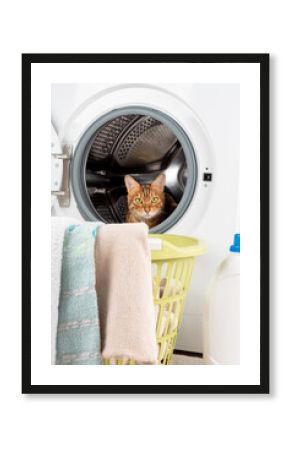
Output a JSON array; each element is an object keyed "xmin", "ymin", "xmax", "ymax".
[{"xmin": 203, "ymin": 173, "xmax": 212, "ymax": 181}]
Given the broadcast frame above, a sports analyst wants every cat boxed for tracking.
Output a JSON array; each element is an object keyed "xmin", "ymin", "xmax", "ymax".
[{"xmin": 124, "ymin": 173, "xmax": 177, "ymax": 228}]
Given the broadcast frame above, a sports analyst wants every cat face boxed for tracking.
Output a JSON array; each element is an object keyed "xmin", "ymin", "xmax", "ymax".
[{"xmin": 125, "ymin": 174, "xmax": 166, "ymax": 220}]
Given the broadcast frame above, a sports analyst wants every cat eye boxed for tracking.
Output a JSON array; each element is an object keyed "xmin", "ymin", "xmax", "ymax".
[
  {"xmin": 151, "ymin": 196, "xmax": 159, "ymax": 204},
  {"xmin": 134, "ymin": 197, "xmax": 142, "ymax": 205}
]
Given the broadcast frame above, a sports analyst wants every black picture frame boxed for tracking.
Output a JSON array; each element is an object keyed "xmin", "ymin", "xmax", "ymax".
[{"xmin": 22, "ymin": 53, "xmax": 269, "ymax": 394}]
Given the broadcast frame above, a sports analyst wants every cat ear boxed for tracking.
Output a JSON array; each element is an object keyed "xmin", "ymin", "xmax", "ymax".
[
  {"xmin": 151, "ymin": 173, "xmax": 166, "ymax": 190},
  {"xmin": 124, "ymin": 175, "xmax": 140, "ymax": 192}
]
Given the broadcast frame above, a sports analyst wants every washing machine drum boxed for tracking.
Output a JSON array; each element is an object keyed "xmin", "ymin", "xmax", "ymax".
[{"xmin": 72, "ymin": 110, "xmax": 197, "ymax": 232}]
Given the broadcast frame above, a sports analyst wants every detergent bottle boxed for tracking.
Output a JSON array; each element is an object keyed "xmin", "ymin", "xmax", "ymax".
[{"xmin": 204, "ymin": 234, "xmax": 240, "ymax": 365}]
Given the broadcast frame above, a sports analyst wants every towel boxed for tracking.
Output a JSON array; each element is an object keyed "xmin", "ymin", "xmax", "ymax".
[
  {"xmin": 51, "ymin": 216, "xmax": 81, "ymax": 364},
  {"xmin": 56, "ymin": 223, "xmax": 102, "ymax": 365},
  {"xmin": 95, "ymin": 223, "xmax": 158, "ymax": 364},
  {"xmin": 154, "ymin": 277, "xmax": 182, "ymax": 335},
  {"xmin": 154, "ymin": 278, "xmax": 183, "ymax": 361}
]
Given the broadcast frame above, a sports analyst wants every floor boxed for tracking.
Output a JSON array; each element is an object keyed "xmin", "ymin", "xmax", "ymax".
[{"xmin": 171, "ymin": 354, "xmax": 205, "ymax": 365}]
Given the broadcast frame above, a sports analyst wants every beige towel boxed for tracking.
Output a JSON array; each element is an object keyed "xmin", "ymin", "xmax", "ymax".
[{"xmin": 95, "ymin": 223, "xmax": 158, "ymax": 364}]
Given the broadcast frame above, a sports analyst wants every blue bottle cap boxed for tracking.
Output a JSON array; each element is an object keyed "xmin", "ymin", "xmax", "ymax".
[{"xmin": 230, "ymin": 233, "xmax": 240, "ymax": 253}]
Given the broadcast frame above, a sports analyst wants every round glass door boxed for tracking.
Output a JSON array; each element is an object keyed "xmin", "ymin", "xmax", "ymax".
[{"xmin": 72, "ymin": 106, "xmax": 197, "ymax": 233}]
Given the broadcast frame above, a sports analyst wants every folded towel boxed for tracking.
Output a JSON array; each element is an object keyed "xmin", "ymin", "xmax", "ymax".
[
  {"xmin": 156, "ymin": 277, "xmax": 183, "ymax": 299},
  {"xmin": 154, "ymin": 277, "xmax": 183, "ymax": 361},
  {"xmin": 154, "ymin": 277, "xmax": 182, "ymax": 336},
  {"xmin": 51, "ymin": 216, "xmax": 81, "ymax": 364},
  {"xmin": 158, "ymin": 314, "xmax": 177, "ymax": 361},
  {"xmin": 95, "ymin": 223, "xmax": 158, "ymax": 364},
  {"xmin": 56, "ymin": 223, "xmax": 102, "ymax": 365}
]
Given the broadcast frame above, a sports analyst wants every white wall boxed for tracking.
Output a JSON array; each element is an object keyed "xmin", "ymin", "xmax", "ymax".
[{"xmin": 1, "ymin": 1, "xmax": 286, "ymax": 450}]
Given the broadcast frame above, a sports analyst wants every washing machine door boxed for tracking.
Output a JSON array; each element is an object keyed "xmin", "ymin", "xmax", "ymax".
[
  {"xmin": 72, "ymin": 107, "xmax": 198, "ymax": 232},
  {"xmin": 56, "ymin": 85, "xmax": 214, "ymax": 231}
]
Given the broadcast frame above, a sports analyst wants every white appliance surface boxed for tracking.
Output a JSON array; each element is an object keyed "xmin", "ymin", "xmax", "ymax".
[{"xmin": 51, "ymin": 83, "xmax": 240, "ymax": 353}]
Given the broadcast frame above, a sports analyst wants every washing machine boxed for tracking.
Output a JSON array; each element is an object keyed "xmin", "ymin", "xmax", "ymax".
[{"xmin": 51, "ymin": 83, "xmax": 240, "ymax": 353}]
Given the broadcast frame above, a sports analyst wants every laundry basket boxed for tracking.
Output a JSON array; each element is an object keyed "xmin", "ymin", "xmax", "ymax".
[{"xmin": 103, "ymin": 234, "xmax": 207, "ymax": 365}]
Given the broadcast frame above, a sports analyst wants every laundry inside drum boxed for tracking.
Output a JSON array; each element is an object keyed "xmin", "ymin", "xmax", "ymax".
[{"xmin": 84, "ymin": 113, "xmax": 190, "ymax": 228}]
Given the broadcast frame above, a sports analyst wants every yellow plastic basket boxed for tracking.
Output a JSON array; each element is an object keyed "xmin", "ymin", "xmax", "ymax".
[{"xmin": 103, "ymin": 234, "xmax": 207, "ymax": 365}]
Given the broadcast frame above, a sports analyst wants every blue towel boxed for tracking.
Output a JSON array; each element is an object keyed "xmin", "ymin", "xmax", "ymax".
[{"xmin": 56, "ymin": 223, "xmax": 102, "ymax": 365}]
